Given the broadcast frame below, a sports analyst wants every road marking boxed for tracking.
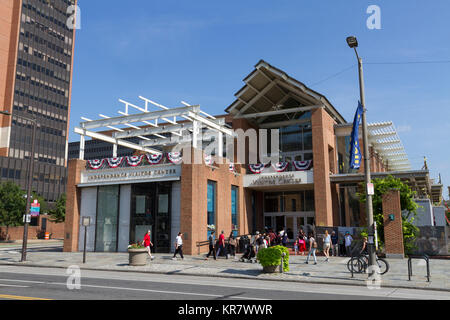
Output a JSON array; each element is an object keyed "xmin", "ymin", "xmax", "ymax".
[
  {"xmin": 47, "ymin": 282, "xmax": 267, "ymax": 300},
  {"xmin": 0, "ymin": 294, "xmax": 51, "ymax": 300},
  {"xmin": 0, "ymin": 278, "xmax": 46, "ymax": 284},
  {"xmin": 0, "ymin": 284, "xmax": 30, "ymax": 288}
]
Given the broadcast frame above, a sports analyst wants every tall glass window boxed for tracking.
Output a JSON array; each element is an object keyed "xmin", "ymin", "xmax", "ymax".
[
  {"xmin": 207, "ymin": 181, "xmax": 216, "ymax": 238},
  {"xmin": 96, "ymin": 185, "xmax": 119, "ymax": 252},
  {"xmin": 264, "ymin": 190, "xmax": 315, "ymax": 212},
  {"xmin": 279, "ymin": 123, "xmax": 313, "ymax": 162},
  {"xmin": 231, "ymin": 186, "xmax": 238, "ymax": 237}
]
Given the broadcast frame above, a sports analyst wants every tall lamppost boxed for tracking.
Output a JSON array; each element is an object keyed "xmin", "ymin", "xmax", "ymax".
[
  {"xmin": 346, "ymin": 36, "xmax": 377, "ymax": 273},
  {"xmin": 0, "ymin": 109, "xmax": 37, "ymax": 262}
]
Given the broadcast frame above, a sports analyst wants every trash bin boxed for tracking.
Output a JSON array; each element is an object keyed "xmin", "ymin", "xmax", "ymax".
[{"xmin": 238, "ymin": 235, "xmax": 248, "ymax": 253}]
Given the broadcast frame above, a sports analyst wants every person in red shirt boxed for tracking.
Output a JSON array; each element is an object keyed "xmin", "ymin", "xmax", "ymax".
[
  {"xmin": 216, "ymin": 230, "xmax": 228, "ymax": 259},
  {"xmin": 142, "ymin": 230, "xmax": 154, "ymax": 260}
]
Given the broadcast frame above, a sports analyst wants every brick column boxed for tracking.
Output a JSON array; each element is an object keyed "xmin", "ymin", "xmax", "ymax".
[
  {"xmin": 382, "ymin": 189, "xmax": 404, "ymax": 259},
  {"xmin": 63, "ymin": 159, "xmax": 86, "ymax": 252}
]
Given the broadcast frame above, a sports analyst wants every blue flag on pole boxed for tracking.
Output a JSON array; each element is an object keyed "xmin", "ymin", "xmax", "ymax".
[{"xmin": 349, "ymin": 101, "xmax": 363, "ymax": 169}]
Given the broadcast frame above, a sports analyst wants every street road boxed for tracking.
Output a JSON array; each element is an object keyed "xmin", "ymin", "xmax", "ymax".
[{"xmin": 0, "ymin": 266, "xmax": 448, "ymax": 300}]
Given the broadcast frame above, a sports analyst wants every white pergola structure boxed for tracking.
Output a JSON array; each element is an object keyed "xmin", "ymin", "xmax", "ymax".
[
  {"xmin": 367, "ymin": 121, "xmax": 411, "ymax": 171},
  {"xmin": 74, "ymin": 96, "xmax": 233, "ymax": 160}
]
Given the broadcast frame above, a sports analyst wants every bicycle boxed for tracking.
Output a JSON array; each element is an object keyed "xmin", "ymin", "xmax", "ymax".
[{"xmin": 347, "ymin": 253, "xmax": 389, "ymax": 275}]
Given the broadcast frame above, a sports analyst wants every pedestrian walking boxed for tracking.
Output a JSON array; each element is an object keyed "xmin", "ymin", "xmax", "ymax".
[
  {"xmin": 216, "ymin": 230, "xmax": 228, "ymax": 259},
  {"xmin": 205, "ymin": 231, "xmax": 216, "ymax": 260},
  {"xmin": 345, "ymin": 232, "xmax": 353, "ymax": 257},
  {"xmin": 281, "ymin": 232, "xmax": 288, "ymax": 247},
  {"xmin": 305, "ymin": 232, "xmax": 317, "ymax": 265},
  {"xmin": 228, "ymin": 232, "xmax": 237, "ymax": 257},
  {"xmin": 172, "ymin": 232, "xmax": 184, "ymax": 260},
  {"xmin": 298, "ymin": 230, "xmax": 306, "ymax": 256},
  {"xmin": 293, "ymin": 239, "xmax": 299, "ymax": 255},
  {"xmin": 142, "ymin": 230, "xmax": 154, "ymax": 260},
  {"xmin": 331, "ymin": 231, "xmax": 339, "ymax": 257},
  {"xmin": 323, "ymin": 230, "xmax": 331, "ymax": 262}
]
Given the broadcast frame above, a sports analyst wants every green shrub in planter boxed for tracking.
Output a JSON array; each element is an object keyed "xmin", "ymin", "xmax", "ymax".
[{"xmin": 257, "ymin": 245, "xmax": 289, "ymax": 272}]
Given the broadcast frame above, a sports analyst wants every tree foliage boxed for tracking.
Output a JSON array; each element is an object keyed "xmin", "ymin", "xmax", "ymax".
[
  {"xmin": 0, "ymin": 182, "xmax": 27, "ymax": 228},
  {"xmin": 49, "ymin": 193, "xmax": 66, "ymax": 223},
  {"xmin": 358, "ymin": 175, "xmax": 419, "ymax": 254}
]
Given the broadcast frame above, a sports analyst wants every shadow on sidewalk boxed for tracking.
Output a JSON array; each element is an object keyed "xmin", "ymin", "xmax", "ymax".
[{"xmin": 219, "ymin": 268, "xmax": 262, "ymax": 277}]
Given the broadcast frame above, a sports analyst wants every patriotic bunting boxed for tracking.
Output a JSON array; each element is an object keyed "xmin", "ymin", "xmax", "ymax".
[
  {"xmin": 167, "ymin": 152, "xmax": 183, "ymax": 164},
  {"xmin": 87, "ymin": 159, "xmax": 104, "ymax": 170},
  {"xmin": 272, "ymin": 162, "xmax": 289, "ymax": 172},
  {"xmin": 106, "ymin": 157, "xmax": 124, "ymax": 168},
  {"xmin": 126, "ymin": 155, "xmax": 144, "ymax": 167},
  {"xmin": 248, "ymin": 163, "xmax": 266, "ymax": 174},
  {"xmin": 204, "ymin": 154, "xmax": 213, "ymax": 166},
  {"xmin": 229, "ymin": 163, "xmax": 235, "ymax": 173},
  {"xmin": 146, "ymin": 153, "xmax": 163, "ymax": 165},
  {"xmin": 293, "ymin": 160, "xmax": 312, "ymax": 171}
]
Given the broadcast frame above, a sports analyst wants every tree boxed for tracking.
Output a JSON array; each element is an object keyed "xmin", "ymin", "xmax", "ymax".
[
  {"xmin": 0, "ymin": 182, "xmax": 27, "ymax": 240},
  {"xmin": 358, "ymin": 175, "xmax": 419, "ymax": 254},
  {"xmin": 49, "ymin": 193, "xmax": 66, "ymax": 223}
]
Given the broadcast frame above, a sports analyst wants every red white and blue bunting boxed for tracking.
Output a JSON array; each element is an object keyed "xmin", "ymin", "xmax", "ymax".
[
  {"xmin": 229, "ymin": 163, "xmax": 235, "ymax": 173},
  {"xmin": 272, "ymin": 162, "xmax": 289, "ymax": 172},
  {"xmin": 106, "ymin": 157, "xmax": 124, "ymax": 168},
  {"xmin": 88, "ymin": 159, "xmax": 104, "ymax": 170},
  {"xmin": 293, "ymin": 160, "xmax": 312, "ymax": 171},
  {"xmin": 126, "ymin": 155, "xmax": 144, "ymax": 167},
  {"xmin": 146, "ymin": 153, "xmax": 163, "ymax": 165},
  {"xmin": 204, "ymin": 154, "xmax": 213, "ymax": 166},
  {"xmin": 248, "ymin": 163, "xmax": 266, "ymax": 174},
  {"xmin": 167, "ymin": 152, "xmax": 183, "ymax": 164}
]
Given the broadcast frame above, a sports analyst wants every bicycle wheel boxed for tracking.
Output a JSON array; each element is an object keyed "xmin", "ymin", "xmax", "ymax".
[
  {"xmin": 375, "ymin": 258, "xmax": 389, "ymax": 275},
  {"xmin": 347, "ymin": 257, "xmax": 363, "ymax": 273}
]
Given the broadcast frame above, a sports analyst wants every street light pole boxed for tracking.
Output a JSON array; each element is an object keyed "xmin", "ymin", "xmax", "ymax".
[
  {"xmin": 0, "ymin": 109, "xmax": 36, "ymax": 262},
  {"xmin": 346, "ymin": 37, "xmax": 377, "ymax": 274}
]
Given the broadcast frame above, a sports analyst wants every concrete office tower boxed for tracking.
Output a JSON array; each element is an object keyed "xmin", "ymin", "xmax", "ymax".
[{"xmin": 0, "ymin": 0, "xmax": 76, "ymax": 202}]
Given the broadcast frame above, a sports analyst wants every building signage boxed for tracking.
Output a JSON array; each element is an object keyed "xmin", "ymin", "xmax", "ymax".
[
  {"xmin": 244, "ymin": 171, "xmax": 314, "ymax": 188},
  {"xmin": 79, "ymin": 165, "xmax": 181, "ymax": 186}
]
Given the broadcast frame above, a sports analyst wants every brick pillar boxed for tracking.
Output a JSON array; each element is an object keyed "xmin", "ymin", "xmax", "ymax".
[
  {"xmin": 311, "ymin": 108, "xmax": 336, "ymax": 227},
  {"xmin": 63, "ymin": 159, "xmax": 86, "ymax": 252},
  {"xmin": 382, "ymin": 189, "xmax": 404, "ymax": 259}
]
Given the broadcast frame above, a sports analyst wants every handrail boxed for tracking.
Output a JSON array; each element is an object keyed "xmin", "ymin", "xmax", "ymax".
[{"xmin": 407, "ymin": 254, "xmax": 430, "ymax": 282}]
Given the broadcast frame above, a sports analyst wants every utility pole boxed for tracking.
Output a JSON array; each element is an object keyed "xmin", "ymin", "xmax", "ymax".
[{"xmin": 346, "ymin": 36, "xmax": 377, "ymax": 274}]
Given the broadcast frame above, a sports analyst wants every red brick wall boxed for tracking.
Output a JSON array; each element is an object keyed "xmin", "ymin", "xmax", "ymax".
[
  {"xmin": 382, "ymin": 189, "xmax": 404, "ymax": 257},
  {"xmin": 312, "ymin": 108, "xmax": 337, "ymax": 226},
  {"xmin": 0, "ymin": 215, "xmax": 64, "ymax": 240},
  {"xmin": 63, "ymin": 159, "xmax": 86, "ymax": 252},
  {"xmin": 180, "ymin": 148, "xmax": 246, "ymax": 255}
]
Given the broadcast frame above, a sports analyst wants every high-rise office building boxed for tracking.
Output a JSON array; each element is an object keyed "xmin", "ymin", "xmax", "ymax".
[{"xmin": 0, "ymin": 0, "xmax": 76, "ymax": 202}]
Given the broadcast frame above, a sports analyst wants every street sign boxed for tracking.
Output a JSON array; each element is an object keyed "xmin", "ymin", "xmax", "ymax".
[
  {"xmin": 367, "ymin": 183, "xmax": 374, "ymax": 195},
  {"xmin": 81, "ymin": 216, "xmax": 91, "ymax": 226},
  {"xmin": 30, "ymin": 200, "xmax": 40, "ymax": 217},
  {"xmin": 23, "ymin": 214, "xmax": 31, "ymax": 223}
]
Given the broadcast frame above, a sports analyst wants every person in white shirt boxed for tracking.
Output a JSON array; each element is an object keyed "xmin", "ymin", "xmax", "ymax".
[
  {"xmin": 344, "ymin": 232, "xmax": 353, "ymax": 257},
  {"xmin": 172, "ymin": 232, "xmax": 184, "ymax": 260},
  {"xmin": 323, "ymin": 230, "xmax": 331, "ymax": 262}
]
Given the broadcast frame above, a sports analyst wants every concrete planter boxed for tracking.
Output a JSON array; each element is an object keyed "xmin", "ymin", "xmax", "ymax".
[
  {"xmin": 262, "ymin": 265, "xmax": 281, "ymax": 273},
  {"xmin": 128, "ymin": 248, "xmax": 148, "ymax": 266}
]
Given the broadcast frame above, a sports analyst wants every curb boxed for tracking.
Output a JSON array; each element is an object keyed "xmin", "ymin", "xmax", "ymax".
[{"xmin": 1, "ymin": 262, "xmax": 448, "ymax": 293}]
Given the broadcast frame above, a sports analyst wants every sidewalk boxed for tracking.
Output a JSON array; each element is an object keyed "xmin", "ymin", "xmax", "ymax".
[{"xmin": 0, "ymin": 245, "xmax": 448, "ymax": 292}]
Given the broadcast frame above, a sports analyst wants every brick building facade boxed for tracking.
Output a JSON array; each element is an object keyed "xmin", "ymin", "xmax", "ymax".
[{"xmin": 64, "ymin": 60, "xmax": 418, "ymax": 256}]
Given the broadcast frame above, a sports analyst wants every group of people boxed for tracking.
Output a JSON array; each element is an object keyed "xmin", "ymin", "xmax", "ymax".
[
  {"xmin": 141, "ymin": 230, "xmax": 185, "ymax": 261},
  {"xmin": 205, "ymin": 230, "xmax": 238, "ymax": 260}
]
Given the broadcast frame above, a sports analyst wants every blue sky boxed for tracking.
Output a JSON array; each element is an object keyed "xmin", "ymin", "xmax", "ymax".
[{"xmin": 70, "ymin": 0, "xmax": 450, "ymax": 199}]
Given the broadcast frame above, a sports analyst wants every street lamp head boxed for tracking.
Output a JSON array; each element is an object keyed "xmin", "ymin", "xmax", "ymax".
[{"xmin": 346, "ymin": 36, "xmax": 358, "ymax": 48}]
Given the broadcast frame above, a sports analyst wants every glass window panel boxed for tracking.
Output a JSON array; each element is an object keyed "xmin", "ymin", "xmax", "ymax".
[
  {"xmin": 95, "ymin": 185, "xmax": 119, "ymax": 252},
  {"xmin": 207, "ymin": 181, "xmax": 216, "ymax": 226},
  {"xmin": 305, "ymin": 190, "xmax": 315, "ymax": 211}
]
